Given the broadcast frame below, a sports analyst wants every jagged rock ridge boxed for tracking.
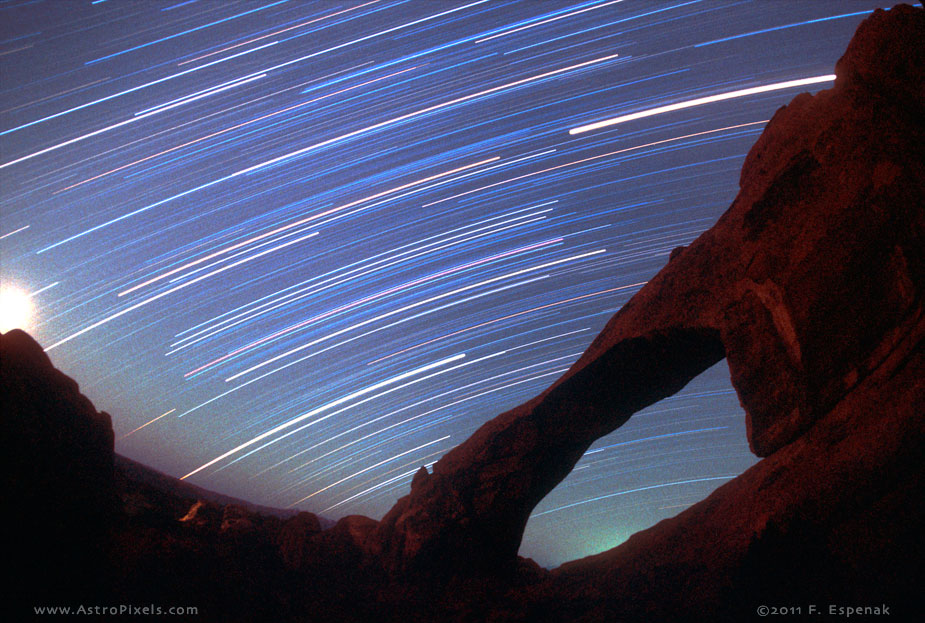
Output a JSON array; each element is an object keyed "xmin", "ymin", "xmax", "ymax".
[{"xmin": 4, "ymin": 5, "xmax": 923, "ymax": 622}]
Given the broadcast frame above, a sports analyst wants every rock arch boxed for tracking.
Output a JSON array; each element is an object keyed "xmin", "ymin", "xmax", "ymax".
[{"xmin": 375, "ymin": 4, "xmax": 925, "ymax": 584}]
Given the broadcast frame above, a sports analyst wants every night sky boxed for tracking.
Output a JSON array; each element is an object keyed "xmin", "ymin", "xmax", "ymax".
[{"xmin": 1, "ymin": 0, "xmax": 887, "ymax": 567}]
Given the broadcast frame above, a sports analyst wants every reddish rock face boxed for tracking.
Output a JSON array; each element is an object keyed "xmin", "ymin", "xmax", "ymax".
[
  {"xmin": 376, "ymin": 5, "xmax": 925, "ymax": 588},
  {"xmin": 277, "ymin": 511, "xmax": 323, "ymax": 570}
]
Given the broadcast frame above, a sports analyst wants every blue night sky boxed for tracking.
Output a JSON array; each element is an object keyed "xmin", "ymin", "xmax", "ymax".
[{"xmin": 0, "ymin": 0, "xmax": 887, "ymax": 567}]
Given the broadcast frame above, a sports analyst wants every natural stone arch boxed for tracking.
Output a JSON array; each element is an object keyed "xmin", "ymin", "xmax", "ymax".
[
  {"xmin": 375, "ymin": 4, "xmax": 925, "ymax": 581},
  {"xmin": 375, "ymin": 323, "xmax": 733, "ymax": 579}
]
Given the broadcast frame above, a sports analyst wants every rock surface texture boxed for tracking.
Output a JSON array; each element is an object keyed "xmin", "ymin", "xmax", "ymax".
[{"xmin": 4, "ymin": 5, "xmax": 923, "ymax": 622}]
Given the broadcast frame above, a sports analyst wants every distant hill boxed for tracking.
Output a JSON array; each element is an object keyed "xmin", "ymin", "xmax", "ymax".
[{"xmin": 114, "ymin": 453, "xmax": 334, "ymax": 527}]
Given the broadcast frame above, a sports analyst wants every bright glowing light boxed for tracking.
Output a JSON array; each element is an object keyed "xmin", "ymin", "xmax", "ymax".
[
  {"xmin": 0, "ymin": 285, "xmax": 34, "ymax": 333},
  {"xmin": 569, "ymin": 74, "xmax": 835, "ymax": 134}
]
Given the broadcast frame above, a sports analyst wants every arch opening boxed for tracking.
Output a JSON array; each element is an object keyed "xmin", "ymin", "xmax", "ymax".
[{"xmin": 519, "ymin": 357, "xmax": 755, "ymax": 568}]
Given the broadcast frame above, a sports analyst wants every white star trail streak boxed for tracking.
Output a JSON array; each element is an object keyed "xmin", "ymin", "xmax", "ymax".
[
  {"xmin": 290, "ymin": 435, "xmax": 452, "ymax": 507},
  {"xmin": 181, "ymin": 353, "xmax": 466, "ymax": 480},
  {"xmin": 1, "ymin": 0, "xmax": 887, "ymax": 567},
  {"xmin": 569, "ymin": 74, "xmax": 836, "ymax": 134}
]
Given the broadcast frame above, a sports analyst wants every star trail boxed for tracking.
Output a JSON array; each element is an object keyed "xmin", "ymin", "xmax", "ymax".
[{"xmin": 0, "ymin": 0, "xmax": 886, "ymax": 567}]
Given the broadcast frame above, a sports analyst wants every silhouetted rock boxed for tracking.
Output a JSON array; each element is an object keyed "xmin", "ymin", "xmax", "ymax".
[
  {"xmin": 2, "ymin": 328, "xmax": 117, "ymax": 603},
  {"xmin": 220, "ymin": 504, "xmax": 258, "ymax": 535},
  {"xmin": 4, "ymin": 5, "xmax": 923, "ymax": 621},
  {"xmin": 277, "ymin": 511, "xmax": 323, "ymax": 570}
]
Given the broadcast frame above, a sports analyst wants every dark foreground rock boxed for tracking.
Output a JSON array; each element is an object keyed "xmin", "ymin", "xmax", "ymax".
[
  {"xmin": 4, "ymin": 5, "xmax": 923, "ymax": 621},
  {"xmin": 2, "ymin": 329, "xmax": 118, "ymax": 604}
]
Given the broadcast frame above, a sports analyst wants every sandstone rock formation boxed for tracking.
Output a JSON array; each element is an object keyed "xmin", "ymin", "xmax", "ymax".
[
  {"xmin": 4, "ymin": 5, "xmax": 923, "ymax": 622},
  {"xmin": 2, "ymin": 328, "xmax": 118, "ymax": 603},
  {"xmin": 375, "ymin": 6, "xmax": 925, "ymax": 597}
]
